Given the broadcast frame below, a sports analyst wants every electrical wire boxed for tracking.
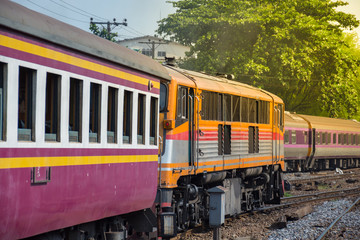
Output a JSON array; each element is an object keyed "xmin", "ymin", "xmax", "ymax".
[
  {"xmin": 26, "ymin": 0, "xmax": 89, "ymax": 23},
  {"xmin": 49, "ymin": 0, "xmax": 102, "ymax": 21},
  {"xmin": 59, "ymin": 0, "xmax": 108, "ymax": 21}
]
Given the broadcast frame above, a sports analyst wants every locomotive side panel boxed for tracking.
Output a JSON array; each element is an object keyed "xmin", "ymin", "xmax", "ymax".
[{"xmin": 157, "ymin": 67, "xmax": 285, "ymax": 237}]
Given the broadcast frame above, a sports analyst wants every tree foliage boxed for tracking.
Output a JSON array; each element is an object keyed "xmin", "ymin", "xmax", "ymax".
[
  {"xmin": 89, "ymin": 23, "xmax": 118, "ymax": 42},
  {"xmin": 158, "ymin": 0, "xmax": 360, "ymax": 119}
]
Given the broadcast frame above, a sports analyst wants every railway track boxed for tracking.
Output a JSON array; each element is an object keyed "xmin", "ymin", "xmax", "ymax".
[
  {"xmin": 172, "ymin": 183, "xmax": 360, "ymax": 239},
  {"xmin": 286, "ymin": 169, "xmax": 360, "ymax": 185},
  {"xmin": 257, "ymin": 187, "xmax": 360, "ymax": 213},
  {"xmin": 315, "ymin": 196, "xmax": 360, "ymax": 240}
]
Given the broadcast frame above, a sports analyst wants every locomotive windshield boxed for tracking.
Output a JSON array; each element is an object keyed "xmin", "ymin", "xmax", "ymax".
[{"xmin": 160, "ymin": 82, "xmax": 168, "ymax": 112}]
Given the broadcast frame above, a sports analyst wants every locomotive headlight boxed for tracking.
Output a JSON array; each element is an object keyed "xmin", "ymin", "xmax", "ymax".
[{"xmin": 159, "ymin": 212, "xmax": 177, "ymax": 238}]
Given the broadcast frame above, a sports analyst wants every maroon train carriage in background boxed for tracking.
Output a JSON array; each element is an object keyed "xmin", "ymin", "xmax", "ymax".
[
  {"xmin": 0, "ymin": 1, "xmax": 170, "ymax": 239},
  {"xmin": 284, "ymin": 112, "xmax": 360, "ymax": 172}
]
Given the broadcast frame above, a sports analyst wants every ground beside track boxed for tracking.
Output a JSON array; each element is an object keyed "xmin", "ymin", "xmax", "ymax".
[{"xmin": 171, "ymin": 169, "xmax": 360, "ymax": 240}]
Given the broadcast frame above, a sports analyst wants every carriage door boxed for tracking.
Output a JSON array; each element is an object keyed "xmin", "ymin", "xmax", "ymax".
[
  {"xmin": 274, "ymin": 105, "xmax": 280, "ymax": 162},
  {"xmin": 177, "ymin": 86, "xmax": 196, "ymax": 167},
  {"xmin": 273, "ymin": 104, "xmax": 283, "ymax": 162}
]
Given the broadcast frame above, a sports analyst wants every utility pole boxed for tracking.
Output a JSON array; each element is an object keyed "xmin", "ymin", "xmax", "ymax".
[
  {"xmin": 139, "ymin": 39, "xmax": 168, "ymax": 59},
  {"xmin": 90, "ymin": 18, "xmax": 127, "ymax": 40}
]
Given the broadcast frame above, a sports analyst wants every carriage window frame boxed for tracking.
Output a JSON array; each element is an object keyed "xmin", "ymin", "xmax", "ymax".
[
  {"xmin": 284, "ymin": 130, "xmax": 290, "ymax": 144},
  {"xmin": 45, "ymin": 72, "xmax": 61, "ymax": 142},
  {"xmin": 0, "ymin": 62, "xmax": 7, "ymax": 141},
  {"xmin": 291, "ymin": 131, "xmax": 296, "ymax": 144},
  {"xmin": 150, "ymin": 97, "xmax": 158, "ymax": 145},
  {"xmin": 69, "ymin": 78, "xmax": 83, "ymax": 143},
  {"xmin": 137, "ymin": 93, "xmax": 146, "ymax": 144},
  {"xmin": 18, "ymin": 66, "xmax": 36, "ymax": 142},
  {"xmin": 107, "ymin": 86, "xmax": 118, "ymax": 144},
  {"xmin": 89, "ymin": 82, "xmax": 101, "ymax": 143},
  {"xmin": 123, "ymin": 90, "xmax": 132, "ymax": 144}
]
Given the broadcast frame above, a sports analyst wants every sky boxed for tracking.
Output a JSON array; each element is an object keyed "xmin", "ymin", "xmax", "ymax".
[
  {"xmin": 10, "ymin": 0, "xmax": 176, "ymax": 40},
  {"xmin": 9, "ymin": 0, "xmax": 360, "ymax": 42}
]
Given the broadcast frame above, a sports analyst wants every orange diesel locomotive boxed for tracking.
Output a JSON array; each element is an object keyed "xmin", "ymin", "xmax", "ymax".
[{"xmin": 157, "ymin": 65, "xmax": 284, "ymax": 236}]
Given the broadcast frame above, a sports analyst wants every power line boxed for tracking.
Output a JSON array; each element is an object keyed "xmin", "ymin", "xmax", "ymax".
[
  {"xmin": 127, "ymin": 26, "xmax": 146, "ymax": 36},
  {"xmin": 121, "ymin": 26, "xmax": 144, "ymax": 37},
  {"xmin": 26, "ymin": 0, "xmax": 89, "ymax": 23},
  {"xmin": 49, "ymin": 0, "xmax": 102, "ymax": 21},
  {"xmin": 59, "ymin": 0, "xmax": 108, "ymax": 21}
]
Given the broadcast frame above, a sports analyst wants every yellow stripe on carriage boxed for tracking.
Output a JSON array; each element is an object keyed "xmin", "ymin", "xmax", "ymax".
[
  {"xmin": 0, "ymin": 155, "xmax": 157, "ymax": 169},
  {"xmin": 0, "ymin": 34, "xmax": 160, "ymax": 89}
]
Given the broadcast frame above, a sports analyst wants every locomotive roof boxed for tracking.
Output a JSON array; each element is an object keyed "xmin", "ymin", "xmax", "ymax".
[
  {"xmin": 165, "ymin": 66, "xmax": 283, "ymax": 103},
  {"xmin": 0, "ymin": 0, "xmax": 171, "ymax": 81}
]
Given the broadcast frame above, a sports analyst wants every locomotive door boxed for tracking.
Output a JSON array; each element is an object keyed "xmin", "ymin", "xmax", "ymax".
[
  {"xmin": 189, "ymin": 88, "xmax": 196, "ymax": 168},
  {"xmin": 177, "ymin": 86, "xmax": 196, "ymax": 168}
]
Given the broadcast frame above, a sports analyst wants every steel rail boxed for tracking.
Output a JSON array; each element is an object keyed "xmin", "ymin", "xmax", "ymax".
[
  {"xmin": 315, "ymin": 196, "xmax": 360, "ymax": 240},
  {"xmin": 281, "ymin": 187, "xmax": 360, "ymax": 202},
  {"xmin": 287, "ymin": 172, "xmax": 359, "ymax": 185},
  {"xmin": 256, "ymin": 187, "xmax": 360, "ymax": 213}
]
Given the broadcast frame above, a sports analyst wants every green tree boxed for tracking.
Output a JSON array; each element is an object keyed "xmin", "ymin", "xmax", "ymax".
[
  {"xmin": 89, "ymin": 23, "xmax": 118, "ymax": 42},
  {"xmin": 158, "ymin": 0, "xmax": 360, "ymax": 119}
]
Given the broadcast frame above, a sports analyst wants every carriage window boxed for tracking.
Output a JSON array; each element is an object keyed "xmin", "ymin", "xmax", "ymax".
[
  {"xmin": 353, "ymin": 134, "xmax": 357, "ymax": 145},
  {"xmin": 150, "ymin": 97, "xmax": 158, "ymax": 145},
  {"xmin": 0, "ymin": 63, "xmax": 6, "ymax": 141},
  {"xmin": 69, "ymin": 78, "xmax": 83, "ymax": 142},
  {"xmin": 322, "ymin": 132, "xmax": 327, "ymax": 145},
  {"xmin": 224, "ymin": 94, "xmax": 231, "ymax": 122},
  {"xmin": 137, "ymin": 94, "xmax": 146, "ymax": 144},
  {"xmin": 249, "ymin": 99, "xmax": 257, "ymax": 123},
  {"xmin": 345, "ymin": 134, "xmax": 349, "ymax": 145},
  {"xmin": 304, "ymin": 131, "xmax": 308, "ymax": 144},
  {"xmin": 232, "ymin": 96, "xmax": 240, "ymax": 122},
  {"xmin": 18, "ymin": 67, "xmax": 36, "ymax": 141},
  {"xmin": 241, "ymin": 97, "xmax": 249, "ymax": 122},
  {"xmin": 107, "ymin": 87, "xmax": 118, "ymax": 143},
  {"xmin": 291, "ymin": 131, "xmax": 296, "ymax": 144},
  {"xmin": 316, "ymin": 132, "xmax": 321, "ymax": 144},
  {"xmin": 45, "ymin": 73, "xmax": 61, "ymax": 142},
  {"xmin": 333, "ymin": 133, "xmax": 337, "ymax": 144},
  {"xmin": 123, "ymin": 90, "xmax": 132, "ymax": 144},
  {"xmin": 177, "ymin": 86, "xmax": 188, "ymax": 120},
  {"xmin": 89, "ymin": 83, "xmax": 101, "ymax": 143},
  {"xmin": 284, "ymin": 130, "xmax": 290, "ymax": 144}
]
